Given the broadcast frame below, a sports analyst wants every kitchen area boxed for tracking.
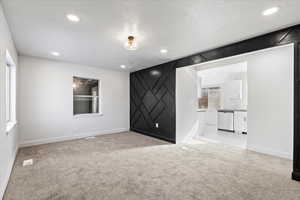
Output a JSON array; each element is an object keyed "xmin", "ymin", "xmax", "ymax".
[{"xmin": 196, "ymin": 62, "xmax": 248, "ymax": 148}]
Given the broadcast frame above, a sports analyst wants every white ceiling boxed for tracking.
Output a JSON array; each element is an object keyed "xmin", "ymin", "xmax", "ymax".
[{"xmin": 2, "ymin": 0, "xmax": 300, "ymax": 72}]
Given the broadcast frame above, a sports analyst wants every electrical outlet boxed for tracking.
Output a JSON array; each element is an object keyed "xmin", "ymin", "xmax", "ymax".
[
  {"xmin": 155, "ymin": 123, "xmax": 159, "ymax": 128},
  {"xmin": 23, "ymin": 159, "xmax": 33, "ymax": 166}
]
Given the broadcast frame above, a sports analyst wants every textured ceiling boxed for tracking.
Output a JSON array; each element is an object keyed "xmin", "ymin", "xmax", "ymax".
[{"xmin": 2, "ymin": 0, "xmax": 300, "ymax": 71}]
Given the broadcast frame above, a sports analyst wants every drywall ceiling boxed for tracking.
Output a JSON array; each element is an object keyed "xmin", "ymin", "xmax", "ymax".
[{"xmin": 2, "ymin": 0, "xmax": 300, "ymax": 71}]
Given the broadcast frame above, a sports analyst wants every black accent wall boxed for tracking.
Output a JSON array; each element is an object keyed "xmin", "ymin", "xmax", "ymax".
[
  {"xmin": 130, "ymin": 63, "xmax": 176, "ymax": 143},
  {"xmin": 130, "ymin": 24, "xmax": 300, "ymax": 181}
]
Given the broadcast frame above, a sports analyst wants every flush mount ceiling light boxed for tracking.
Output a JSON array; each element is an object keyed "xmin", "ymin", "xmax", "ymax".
[
  {"xmin": 262, "ymin": 7, "xmax": 279, "ymax": 16},
  {"xmin": 120, "ymin": 65, "xmax": 126, "ymax": 69},
  {"xmin": 51, "ymin": 51, "xmax": 60, "ymax": 56},
  {"xmin": 160, "ymin": 49, "xmax": 168, "ymax": 54},
  {"xmin": 124, "ymin": 35, "xmax": 138, "ymax": 50},
  {"xmin": 66, "ymin": 14, "xmax": 80, "ymax": 22}
]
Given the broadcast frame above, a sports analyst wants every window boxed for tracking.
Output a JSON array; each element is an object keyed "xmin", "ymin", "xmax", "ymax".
[
  {"xmin": 198, "ymin": 87, "xmax": 221, "ymax": 109},
  {"xmin": 6, "ymin": 62, "xmax": 11, "ymax": 122},
  {"xmin": 5, "ymin": 50, "xmax": 17, "ymax": 132},
  {"xmin": 73, "ymin": 76, "xmax": 101, "ymax": 115},
  {"xmin": 198, "ymin": 88, "xmax": 208, "ymax": 109}
]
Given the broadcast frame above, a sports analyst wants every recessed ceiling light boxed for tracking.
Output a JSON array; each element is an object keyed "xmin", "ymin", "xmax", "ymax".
[
  {"xmin": 51, "ymin": 52, "xmax": 60, "ymax": 56},
  {"xmin": 120, "ymin": 65, "xmax": 126, "ymax": 69},
  {"xmin": 160, "ymin": 49, "xmax": 168, "ymax": 54},
  {"xmin": 66, "ymin": 14, "xmax": 80, "ymax": 22},
  {"xmin": 262, "ymin": 7, "xmax": 279, "ymax": 16}
]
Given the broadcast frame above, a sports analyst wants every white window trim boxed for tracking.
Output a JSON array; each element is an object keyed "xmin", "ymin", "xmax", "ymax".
[
  {"xmin": 6, "ymin": 121, "xmax": 17, "ymax": 133},
  {"xmin": 5, "ymin": 62, "xmax": 11, "ymax": 122},
  {"xmin": 72, "ymin": 76, "xmax": 103, "ymax": 117},
  {"xmin": 73, "ymin": 113, "xmax": 103, "ymax": 118}
]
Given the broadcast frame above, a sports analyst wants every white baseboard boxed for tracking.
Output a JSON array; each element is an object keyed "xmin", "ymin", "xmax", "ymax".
[
  {"xmin": 19, "ymin": 128, "xmax": 129, "ymax": 148},
  {"xmin": 0, "ymin": 147, "xmax": 18, "ymax": 200},
  {"xmin": 247, "ymin": 145, "xmax": 292, "ymax": 160}
]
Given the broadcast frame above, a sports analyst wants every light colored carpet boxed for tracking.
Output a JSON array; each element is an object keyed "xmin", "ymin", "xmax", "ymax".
[{"xmin": 4, "ymin": 131, "xmax": 300, "ymax": 200}]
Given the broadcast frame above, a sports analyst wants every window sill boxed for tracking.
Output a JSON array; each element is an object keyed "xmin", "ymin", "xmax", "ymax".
[
  {"xmin": 6, "ymin": 121, "xmax": 17, "ymax": 133},
  {"xmin": 73, "ymin": 113, "xmax": 103, "ymax": 118}
]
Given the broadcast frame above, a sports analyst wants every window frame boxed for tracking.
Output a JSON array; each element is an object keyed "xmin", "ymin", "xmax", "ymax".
[
  {"xmin": 72, "ymin": 76, "xmax": 102, "ymax": 117},
  {"xmin": 5, "ymin": 50, "xmax": 17, "ymax": 133}
]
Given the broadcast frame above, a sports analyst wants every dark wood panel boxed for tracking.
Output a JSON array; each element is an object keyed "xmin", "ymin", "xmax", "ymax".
[
  {"xmin": 175, "ymin": 28, "xmax": 291, "ymax": 68},
  {"xmin": 294, "ymin": 42, "xmax": 300, "ymax": 181},
  {"xmin": 130, "ymin": 24, "xmax": 300, "ymax": 181}
]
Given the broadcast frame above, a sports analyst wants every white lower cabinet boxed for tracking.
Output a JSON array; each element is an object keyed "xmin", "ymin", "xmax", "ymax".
[{"xmin": 234, "ymin": 111, "xmax": 247, "ymax": 133}]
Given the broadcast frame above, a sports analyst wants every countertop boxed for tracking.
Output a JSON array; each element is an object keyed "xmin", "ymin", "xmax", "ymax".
[
  {"xmin": 197, "ymin": 109, "xmax": 247, "ymax": 112},
  {"xmin": 218, "ymin": 109, "xmax": 247, "ymax": 112}
]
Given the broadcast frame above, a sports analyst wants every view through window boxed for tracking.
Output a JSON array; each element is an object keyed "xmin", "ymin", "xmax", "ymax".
[{"xmin": 73, "ymin": 77, "xmax": 100, "ymax": 115}]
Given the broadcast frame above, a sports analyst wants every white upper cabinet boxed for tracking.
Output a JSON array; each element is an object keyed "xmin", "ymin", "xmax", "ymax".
[{"xmin": 222, "ymin": 80, "xmax": 243, "ymax": 109}]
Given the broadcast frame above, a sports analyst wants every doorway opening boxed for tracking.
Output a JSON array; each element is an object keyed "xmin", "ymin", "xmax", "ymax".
[
  {"xmin": 176, "ymin": 43, "xmax": 294, "ymax": 160},
  {"xmin": 196, "ymin": 61, "xmax": 247, "ymax": 148}
]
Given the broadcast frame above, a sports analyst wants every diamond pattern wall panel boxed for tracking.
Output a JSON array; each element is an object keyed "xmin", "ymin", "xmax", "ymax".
[{"xmin": 130, "ymin": 63, "xmax": 176, "ymax": 142}]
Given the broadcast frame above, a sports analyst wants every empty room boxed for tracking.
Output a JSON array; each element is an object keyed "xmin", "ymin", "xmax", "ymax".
[{"xmin": 1, "ymin": 0, "xmax": 300, "ymax": 199}]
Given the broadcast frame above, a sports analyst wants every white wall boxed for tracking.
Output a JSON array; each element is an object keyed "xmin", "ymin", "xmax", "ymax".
[
  {"xmin": 176, "ymin": 67, "xmax": 199, "ymax": 143},
  {"xmin": 0, "ymin": 3, "xmax": 19, "ymax": 199},
  {"xmin": 247, "ymin": 44, "xmax": 294, "ymax": 159},
  {"xmin": 18, "ymin": 56, "xmax": 129, "ymax": 146}
]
